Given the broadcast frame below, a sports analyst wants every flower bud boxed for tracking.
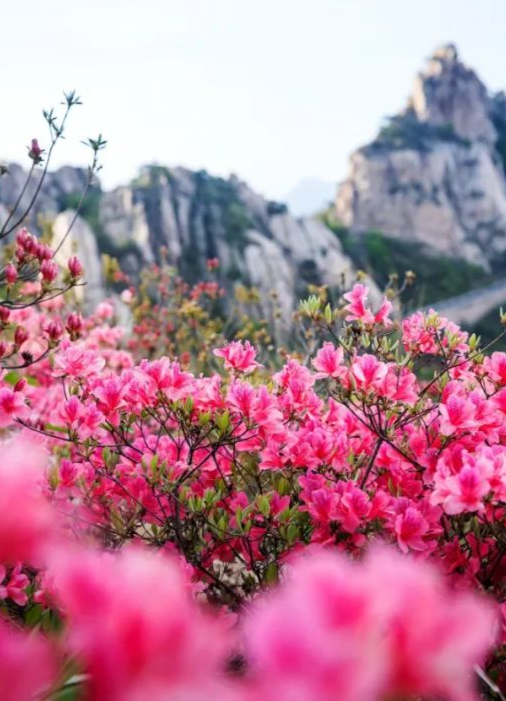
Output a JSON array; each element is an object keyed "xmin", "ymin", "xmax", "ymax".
[
  {"xmin": 40, "ymin": 260, "xmax": 58, "ymax": 284},
  {"xmin": 68, "ymin": 256, "xmax": 83, "ymax": 279},
  {"xmin": 206, "ymin": 257, "xmax": 220, "ymax": 271},
  {"xmin": 14, "ymin": 326, "xmax": 29, "ymax": 347},
  {"xmin": 66, "ymin": 312, "xmax": 83, "ymax": 340},
  {"xmin": 0, "ymin": 307, "xmax": 10, "ymax": 324},
  {"xmin": 4, "ymin": 264, "xmax": 17, "ymax": 285},
  {"xmin": 45, "ymin": 319, "xmax": 63, "ymax": 342},
  {"xmin": 36, "ymin": 244, "xmax": 52, "ymax": 262},
  {"xmin": 120, "ymin": 289, "xmax": 134, "ymax": 304},
  {"xmin": 28, "ymin": 139, "xmax": 44, "ymax": 164},
  {"xmin": 16, "ymin": 228, "xmax": 28, "ymax": 248},
  {"xmin": 24, "ymin": 236, "xmax": 36, "ymax": 255},
  {"xmin": 14, "ymin": 377, "xmax": 26, "ymax": 393},
  {"xmin": 0, "ymin": 342, "xmax": 8, "ymax": 358}
]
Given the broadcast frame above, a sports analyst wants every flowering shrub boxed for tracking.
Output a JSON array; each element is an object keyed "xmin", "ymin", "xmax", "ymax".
[
  {"xmin": 0, "ymin": 442, "xmax": 497, "ymax": 701},
  {"xmin": 0, "ymin": 266, "xmax": 500, "ymax": 698},
  {"xmin": 119, "ymin": 252, "xmax": 274, "ymax": 372},
  {"xmin": 0, "ymin": 112, "xmax": 506, "ymax": 696},
  {"xmin": 0, "ymin": 91, "xmax": 104, "ymax": 382}
]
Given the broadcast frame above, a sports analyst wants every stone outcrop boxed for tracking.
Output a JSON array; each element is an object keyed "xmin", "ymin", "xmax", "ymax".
[
  {"xmin": 99, "ymin": 167, "xmax": 361, "ymax": 335},
  {"xmin": 336, "ymin": 44, "xmax": 506, "ymax": 269},
  {"xmin": 52, "ymin": 211, "xmax": 105, "ymax": 309},
  {"xmin": 0, "ymin": 164, "xmax": 90, "ymax": 228},
  {"xmin": 0, "ymin": 163, "xmax": 365, "ymax": 336}
]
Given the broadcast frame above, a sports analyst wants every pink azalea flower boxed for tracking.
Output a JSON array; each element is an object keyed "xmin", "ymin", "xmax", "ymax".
[
  {"xmin": 312, "ymin": 342, "xmax": 345, "ymax": 379},
  {"xmin": 393, "ymin": 504, "xmax": 429, "ymax": 552},
  {"xmin": 343, "ymin": 284, "xmax": 375, "ymax": 324},
  {"xmin": 51, "ymin": 547, "xmax": 228, "ymax": 701},
  {"xmin": 139, "ymin": 358, "xmax": 194, "ymax": 401},
  {"xmin": 485, "ymin": 351, "xmax": 506, "ymax": 385},
  {"xmin": 350, "ymin": 354, "xmax": 388, "ymax": 392},
  {"xmin": 53, "ymin": 344, "xmax": 105, "ymax": 379},
  {"xmin": 0, "ymin": 618, "xmax": 55, "ymax": 701},
  {"xmin": 374, "ymin": 296, "xmax": 393, "ymax": 327},
  {"xmin": 0, "ymin": 387, "xmax": 28, "ymax": 428},
  {"xmin": 433, "ymin": 462, "xmax": 492, "ymax": 515},
  {"xmin": 213, "ymin": 340, "xmax": 262, "ymax": 374},
  {"xmin": 93, "ymin": 376, "xmax": 127, "ymax": 418},
  {"xmin": 0, "ymin": 437, "xmax": 57, "ymax": 565},
  {"xmin": 0, "ymin": 563, "xmax": 29, "ymax": 606},
  {"xmin": 439, "ymin": 393, "xmax": 477, "ymax": 435}
]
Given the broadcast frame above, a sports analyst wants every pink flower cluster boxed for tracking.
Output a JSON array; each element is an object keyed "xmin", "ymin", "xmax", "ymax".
[
  {"xmin": 0, "ymin": 440, "xmax": 495, "ymax": 701},
  {"xmin": 0, "ymin": 277, "xmax": 505, "ymax": 697}
]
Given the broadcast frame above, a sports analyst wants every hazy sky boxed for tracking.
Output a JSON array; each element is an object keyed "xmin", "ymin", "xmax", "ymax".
[{"xmin": 2, "ymin": 0, "xmax": 505, "ymax": 199}]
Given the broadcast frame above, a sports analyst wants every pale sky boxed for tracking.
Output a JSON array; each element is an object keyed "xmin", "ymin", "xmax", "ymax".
[{"xmin": 2, "ymin": 0, "xmax": 505, "ymax": 200}]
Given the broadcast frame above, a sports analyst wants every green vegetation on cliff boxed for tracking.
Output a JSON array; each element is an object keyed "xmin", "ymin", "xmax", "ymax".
[{"xmin": 322, "ymin": 212, "xmax": 489, "ymax": 308}]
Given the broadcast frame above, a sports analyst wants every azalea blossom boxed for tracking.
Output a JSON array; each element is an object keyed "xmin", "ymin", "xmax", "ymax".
[
  {"xmin": 53, "ymin": 343, "xmax": 106, "ymax": 379},
  {"xmin": 214, "ymin": 340, "xmax": 262, "ymax": 373}
]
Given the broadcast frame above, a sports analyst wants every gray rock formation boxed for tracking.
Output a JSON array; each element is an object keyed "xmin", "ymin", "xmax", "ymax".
[
  {"xmin": 336, "ymin": 44, "xmax": 506, "ymax": 269},
  {"xmin": 0, "ymin": 162, "xmax": 364, "ymax": 337},
  {"xmin": 0, "ymin": 164, "xmax": 91, "ymax": 229},
  {"xmin": 52, "ymin": 211, "xmax": 105, "ymax": 309},
  {"xmin": 99, "ymin": 167, "xmax": 361, "ymax": 336},
  {"xmin": 410, "ymin": 44, "xmax": 497, "ymax": 146}
]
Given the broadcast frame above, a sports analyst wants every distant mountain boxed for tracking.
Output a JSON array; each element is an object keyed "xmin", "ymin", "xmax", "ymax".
[
  {"xmin": 336, "ymin": 43, "xmax": 506, "ymax": 273},
  {"xmin": 284, "ymin": 177, "xmax": 336, "ymax": 217},
  {"xmin": 0, "ymin": 164, "xmax": 365, "ymax": 338}
]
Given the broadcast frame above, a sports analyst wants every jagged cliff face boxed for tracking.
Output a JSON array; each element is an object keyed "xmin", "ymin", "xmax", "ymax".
[
  {"xmin": 336, "ymin": 44, "xmax": 506, "ymax": 269},
  {"xmin": 0, "ymin": 164, "xmax": 361, "ymax": 335},
  {"xmin": 0, "ymin": 164, "xmax": 90, "ymax": 225},
  {"xmin": 99, "ymin": 167, "xmax": 358, "ymax": 335}
]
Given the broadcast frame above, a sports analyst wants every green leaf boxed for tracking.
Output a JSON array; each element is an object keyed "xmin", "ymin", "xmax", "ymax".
[
  {"xmin": 199, "ymin": 411, "xmax": 211, "ymax": 425},
  {"xmin": 25, "ymin": 604, "xmax": 43, "ymax": 628},
  {"xmin": 257, "ymin": 495, "xmax": 270, "ymax": 517},
  {"xmin": 3, "ymin": 371, "xmax": 18, "ymax": 385},
  {"xmin": 286, "ymin": 524, "xmax": 299, "ymax": 543},
  {"xmin": 265, "ymin": 562, "xmax": 279, "ymax": 584},
  {"xmin": 51, "ymin": 686, "xmax": 83, "ymax": 701},
  {"xmin": 216, "ymin": 410, "xmax": 230, "ymax": 433}
]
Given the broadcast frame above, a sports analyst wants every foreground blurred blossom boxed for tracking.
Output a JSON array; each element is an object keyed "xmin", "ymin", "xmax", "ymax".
[
  {"xmin": 243, "ymin": 548, "xmax": 496, "ymax": 701},
  {"xmin": 0, "ymin": 437, "xmax": 57, "ymax": 565},
  {"xmin": 369, "ymin": 548, "xmax": 497, "ymax": 701},
  {"xmin": 243, "ymin": 551, "xmax": 384, "ymax": 701},
  {"xmin": 51, "ymin": 547, "xmax": 229, "ymax": 701},
  {"xmin": 0, "ymin": 618, "xmax": 55, "ymax": 701}
]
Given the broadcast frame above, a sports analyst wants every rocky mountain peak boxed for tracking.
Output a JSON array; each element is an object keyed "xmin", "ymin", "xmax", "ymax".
[
  {"xmin": 408, "ymin": 43, "xmax": 495, "ymax": 145},
  {"xmin": 335, "ymin": 44, "xmax": 506, "ymax": 270},
  {"xmin": 431, "ymin": 43, "xmax": 459, "ymax": 62}
]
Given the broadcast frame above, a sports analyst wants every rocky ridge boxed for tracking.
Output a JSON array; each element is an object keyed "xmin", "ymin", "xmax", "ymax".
[
  {"xmin": 335, "ymin": 44, "xmax": 506, "ymax": 270},
  {"xmin": 0, "ymin": 163, "xmax": 363, "ymax": 336}
]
